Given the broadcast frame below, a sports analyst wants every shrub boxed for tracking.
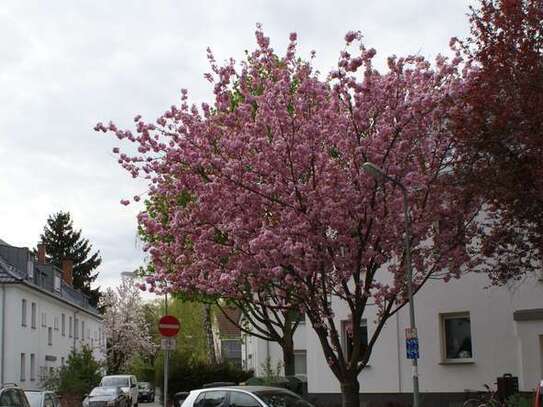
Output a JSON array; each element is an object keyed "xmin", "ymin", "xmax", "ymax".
[{"xmin": 45, "ymin": 346, "xmax": 102, "ymax": 401}]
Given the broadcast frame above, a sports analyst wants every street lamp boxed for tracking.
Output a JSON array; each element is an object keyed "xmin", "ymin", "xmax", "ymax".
[{"xmin": 361, "ymin": 162, "xmax": 421, "ymax": 407}]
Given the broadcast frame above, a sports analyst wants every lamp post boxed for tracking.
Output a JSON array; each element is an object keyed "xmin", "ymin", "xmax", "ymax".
[{"xmin": 362, "ymin": 162, "xmax": 421, "ymax": 407}]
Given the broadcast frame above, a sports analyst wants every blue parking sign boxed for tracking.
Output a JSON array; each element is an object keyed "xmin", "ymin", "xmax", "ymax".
[{"xmin": 406, "ymin": 337, "xmax": 420, "ymax": 359}]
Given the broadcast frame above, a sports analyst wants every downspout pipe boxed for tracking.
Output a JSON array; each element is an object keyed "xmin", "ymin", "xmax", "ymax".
[{"xmin": 1, "ymin": 285, "xmax": 5, "ymax": 384}]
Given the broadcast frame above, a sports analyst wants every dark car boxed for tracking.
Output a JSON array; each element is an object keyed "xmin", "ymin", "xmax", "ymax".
[
  {"xmin": 0, "ymin": 384, "xmax": 31, "ymax": 407},
  {"xmin": 83, "ymin": 386, "xmax": 129, "ymax": 407},
  {"xmin": 137, "ymin": 383, "xmax": 154, "ymax": 403}
]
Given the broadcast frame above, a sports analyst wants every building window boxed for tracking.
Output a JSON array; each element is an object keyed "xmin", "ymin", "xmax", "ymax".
[
  {"xmin": 30, "ymin": 354, "xmax": 35, "ymax": 381},
  {"xmin": 81, "ymin": 321, "xmax": 85, "ymax": 340},
  {"xmin": 22, "ymin": 299, "xmax": 27, "ymax": 326},
  {"xmin": 61, "ymin": 314, "xmax": 66, "ymax": 336},
  {"xmin": 294, "ymin": 350, "xmax": 307, "ymax": 375},
  {"xmin": 61, "ymin": 357, "xmax": 65, "ymax": 366},
  {"xmin": 41, "ymin": 312, "xmax": 47, "ymax": 327},
  {"xmin": 27, "ymin": 260, "xmax": 34, "ymax": 280},
  {"xmin": 341, "ymin": 319, "xmax": 368, "ymax": 359},
  {"xmin": 54, "ymin": 317, "xmax": 59, "ymax": 331},
  {"xmin": 221, "ymin": 339, "xmax": 242, "ymax": 367},
  {"xmin": 20, "ymin": 353, "xmax": 26, "ymax": 381},
  {"xmin": 69, "ymin": 316, "xmax": 73, "ymax": 338},
  {"xmin": 74, "ymin": 318, "xmax": 79, "ymax": 339},
  {"xmin": 54, "ymin": 275, "xmax": 61, "ymax": 292},
  {"xmin": 48, "ymin": 327, "xmax": 53, "ymax": 346},
  {"xmin": 441, "ymin": 312, "xmax": 473, "ymax": 361},
  {"xmin": 31, "ymin": 303, "xmax": 37, "ymax": 329},
  {"xmin": 40, "ymin": 366, "xmax": 47, "ymax": 382}
]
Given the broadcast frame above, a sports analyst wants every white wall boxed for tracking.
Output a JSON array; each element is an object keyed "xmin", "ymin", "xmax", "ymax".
[
  {"xmin": 245, "ymin": 272, "xmax": 543, "ymax": 394},
  {"xmin": 1, "ymin": 283, "xmax": 105, "ymax": 389}
]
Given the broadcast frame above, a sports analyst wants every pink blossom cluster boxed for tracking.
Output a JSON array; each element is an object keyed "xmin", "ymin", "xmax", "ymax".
[{"xmin": 97, "ymin": 27, "xmax": 482, "ymax": 366}]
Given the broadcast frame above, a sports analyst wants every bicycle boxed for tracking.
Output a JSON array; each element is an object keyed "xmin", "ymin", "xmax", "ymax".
[{"xmin": 463, "ymin": 384, "xmax": 502, "ymax": 407}]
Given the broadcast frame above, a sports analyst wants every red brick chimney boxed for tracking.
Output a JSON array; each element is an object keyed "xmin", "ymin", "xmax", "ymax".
[
  {"xmin": 37, "ymin": 243, "xmax": 46, "ymax": 264},
  {"xmin": 62, "ymin": 259, "xmax": 73, "ymax": 285}
]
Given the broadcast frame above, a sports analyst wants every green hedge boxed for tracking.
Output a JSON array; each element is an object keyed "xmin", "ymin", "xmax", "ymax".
[{"xmin": 156, "ymin": 354, "xmax": 253, "ymax": 397}]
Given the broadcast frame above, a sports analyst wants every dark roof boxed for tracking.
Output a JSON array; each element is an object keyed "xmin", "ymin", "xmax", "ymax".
[
  {"xmin": 216, "ymin": 307, "xmax": 241, "ymax": 338},
  {"xmin": 0, "ymin": 254, "xmax": 23, "ymax": 283},
  {"xmin": 0, "ymin": 241, "xmax": 101, "ymax": 317}
]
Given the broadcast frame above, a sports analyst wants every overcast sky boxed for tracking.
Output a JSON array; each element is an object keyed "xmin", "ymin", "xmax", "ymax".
[{"xmin": 0, "ymin": 0, "xmax": 475, "ymax": 296}]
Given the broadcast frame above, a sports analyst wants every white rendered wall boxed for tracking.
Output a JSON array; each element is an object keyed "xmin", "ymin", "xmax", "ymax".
[
  {"xmin": 245, "ymin": 272, "xmax": 543, "ymax": 394},
  {"xmin": 1, "ymin": 284, "xmax": 105, "ymax": 389}
]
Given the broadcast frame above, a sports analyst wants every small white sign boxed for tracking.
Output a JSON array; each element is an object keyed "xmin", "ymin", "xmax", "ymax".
[{"xmin": 161, "ymin": 337, "xmax": 176, "ymax": 351}]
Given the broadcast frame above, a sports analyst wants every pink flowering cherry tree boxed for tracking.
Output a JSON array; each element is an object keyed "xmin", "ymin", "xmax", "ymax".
[{"xmin": 98, "ymin": 27, "xmax": 480, "ymax": 407}]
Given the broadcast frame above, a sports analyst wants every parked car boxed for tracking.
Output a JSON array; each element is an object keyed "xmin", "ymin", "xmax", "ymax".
[
  {"xmin": 100, "ymin": 375, "xmax": 138, "ymax": 407},
  {"xmin": 0, "ymin": 384, "xmax": 31, "ymax": 407},
  {"xmin": 173, "ymin": 392, "xmax": 189, "ymax": 407},
  {"xmin": 535, "ymin": 380, "xmax": 542, "ymax": 407},
  {"xmin": 180, "ymin": 386, "xmax": 314, "ymax": 407},
  {"xmin": 137, "ymin": 382, "xmax": 154, "ymax": 403},
  {"xmin": 82, "ymin": 386, "xmax": 129, "ymax": 407},
  {"xmin": 24, "ymin": 390, "xmax": 61, "ymax": 407}
]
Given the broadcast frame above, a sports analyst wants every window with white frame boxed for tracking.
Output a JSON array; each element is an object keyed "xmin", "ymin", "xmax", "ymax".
[
  {"xmin": 74, "ymin": 318, "xmax": 79, "ymax": 339},
  {"xmin": 61, "ymin": 314, "xmax": 66, "ymax": 336},
  {"xmin": 41, "ymin": 312, "xmax": 46, "ymax": 327},
  {"xmin": 81, "ymin": 321, "xmax": 85, "ymax": 340},
  {"xmin": 27, "ymin": 260, "xmax": 34, "ymax": 280},
  {"xmin": 54, "ymin": 317, "xmax": 59, "ymax": 331},
  {"xmin": 341, "ymin": 318, "xmax": 368, "ymax": 359},
  {"xmin": 30, "ymin": 354, "xmax": 35, "ymax": 381},
  {"xmin": 31, "ymin": 303, "xmax": 37, "ymax": 329},
  {"xmin": 294, "ymin": 350, "xmax": 307, "ymax": 375},
  {"xmin": 40, "ymin": 366, "xmax": 47, "ymax": 382},
  {"xmin": 20, "ymin": 353, "xmax": 26, "ymax": 381},
  {"xmin": 54, "ymin": 275, "xmax": 61, "ymax": 292},
  {"xmin": 48, "ymin": 327, "xmax": 53, "ymax": 346},
  {"xmin": 22, "ymin": 299, "xmax": 27, "ymax": 326},
  {"xmin": 69, "ymin": 316, "xmax": 73, "ymax": 338},
  {"xmin": 441, "ymin": 312, "xmax": 473, "ymax": 361}
]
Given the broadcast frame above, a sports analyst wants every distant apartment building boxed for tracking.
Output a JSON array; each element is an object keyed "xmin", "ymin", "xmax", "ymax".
[
  {"xmin": 0, "ymin": 238, "xmax": 105, "ymax": 388},
  {"xmin": 242, "ymin": 271, "xmax": 543, "ymax": 406}
]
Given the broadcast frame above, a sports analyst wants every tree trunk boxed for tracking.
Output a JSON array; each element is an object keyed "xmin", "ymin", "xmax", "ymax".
[
  {"xmin": 340, "ymin": 378, "xmax": 360, "ymax": 407},
  {"xmin": 203, "ymin": 303, "xmax": 217, "ymax": 365},
  {"xmin": 281, "ymin": 335, "xmax": 295, "ymax": 376}
]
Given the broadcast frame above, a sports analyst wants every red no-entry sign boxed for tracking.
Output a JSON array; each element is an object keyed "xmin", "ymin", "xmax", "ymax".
[{"xmin": 159, "ymin": 315, "xmax": 180, "ymax": 337}]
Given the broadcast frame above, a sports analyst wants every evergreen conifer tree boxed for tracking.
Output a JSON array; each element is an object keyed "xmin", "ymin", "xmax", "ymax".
[{"xmin": 38, "ymin": 211, "xmax": 102, "ymax": 306}]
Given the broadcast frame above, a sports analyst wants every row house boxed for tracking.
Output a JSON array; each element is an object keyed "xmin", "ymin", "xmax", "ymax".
[
  {"xmin": 0, "ymin": 238, "xmax": 105, "ymax": 388},
  {"xmin": 242, "ymin": 270, "xmax": 543, "ymax": 406}
]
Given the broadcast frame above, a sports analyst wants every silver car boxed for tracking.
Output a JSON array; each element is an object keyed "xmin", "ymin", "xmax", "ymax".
[
  {"xmin": 24, "ymin": 391, "xmax": 60, "ymax": 407},
  {"xmin": 180, "ymin": 386, "xmax": 313, "ymax": 407}
]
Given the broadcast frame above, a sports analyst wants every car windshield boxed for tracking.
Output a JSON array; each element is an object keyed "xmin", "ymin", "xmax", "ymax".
[
  {"xmin": 90, "ymin": 388, "xmax": 117, "ymax": 397},
  {"xmin": 254, "ymin": 390, "xmax": 313, "ymax": 407},
  {"xmin": 24, "ymin": 392, "xmax": 42, "ymax": 407},
  {"xmin": 138, "ymin": 384, "xmax": 150, "ymax": 390},
  {"xmin": 102, "ymin": 377, "xmax": 129, "ymax": 387}
]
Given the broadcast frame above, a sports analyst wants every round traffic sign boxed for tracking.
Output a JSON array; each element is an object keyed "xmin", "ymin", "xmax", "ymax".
[{"xmin": 159, "ymin": 315, "xmax": 180, "ymax": 337}]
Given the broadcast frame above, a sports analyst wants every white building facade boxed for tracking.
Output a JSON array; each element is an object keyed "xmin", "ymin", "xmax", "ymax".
[
  {"xmin": 0, "ymin": 240, "xmax": 105, "ymax": 389},
  {"xmin": 242, "ymin": 271, "xmax": 543, "ymax": 406}
]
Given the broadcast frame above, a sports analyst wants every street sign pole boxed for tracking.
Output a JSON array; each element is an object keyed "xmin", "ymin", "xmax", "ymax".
[
  {"xmin": 159, "ymin": 311, "xmax": 179, "ymax": 407},
  {"xmin": 164, "ymin": 348, "xmax": 169, "ymax": 407}
]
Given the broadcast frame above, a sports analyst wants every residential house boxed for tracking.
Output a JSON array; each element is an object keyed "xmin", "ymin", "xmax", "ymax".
[
  {"xmin": 0, "ymin": 239, "xmax": 105, "ymax": 388},
  {"xmin": 242, "ymin": 271, "xmax": 543, "ymax": 406}
]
